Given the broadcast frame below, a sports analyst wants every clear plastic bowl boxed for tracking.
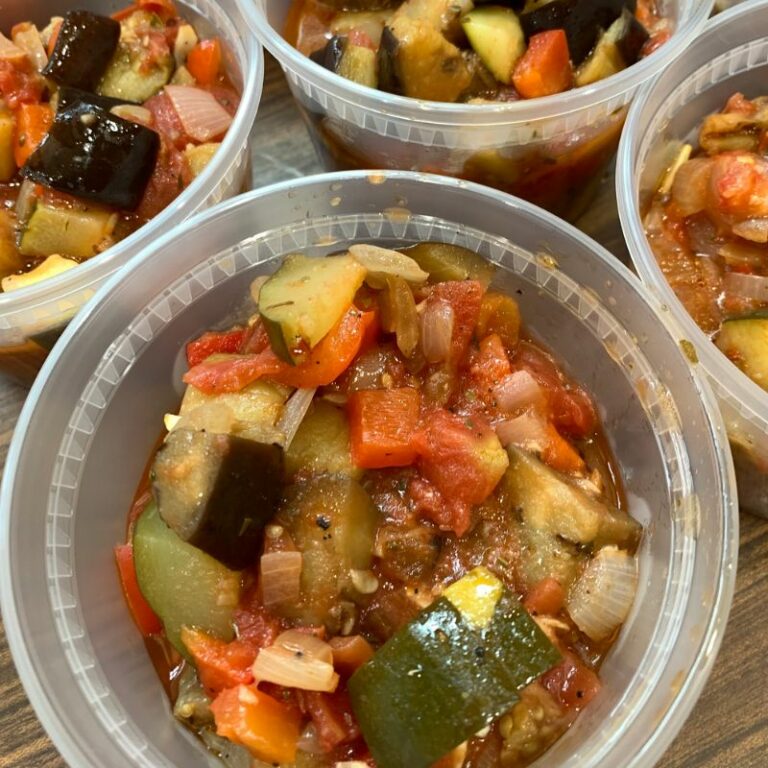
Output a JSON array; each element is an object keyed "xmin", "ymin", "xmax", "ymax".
[
  {"xmin": 0, "ymin": 0, "xmax": 262, "ymax": 384},
  {"xmin": 245, "ymin": 0, "xmax": 712, "ymax": 220},
  {"xmin": 0, "ymin": 171, "xmax": 737, "ymax": 768},
  {"xmin": 617, "ymin": 0, "xmax": 768, "ymax": 517}
]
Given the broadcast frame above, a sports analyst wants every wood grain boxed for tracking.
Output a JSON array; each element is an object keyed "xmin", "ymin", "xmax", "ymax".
[{"xmin": 0, "ymin": 54, "xmax": 766, "ymax": 768}]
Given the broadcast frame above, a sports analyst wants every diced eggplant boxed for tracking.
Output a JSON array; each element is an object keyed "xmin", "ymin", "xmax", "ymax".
[
  {"xmin": 612, "ymin": 8, "xmax": 649, "ymax": 66},
  {"xmin": 133, "ymin": 502, "xmax": 241, "ymax": 655},
  {"xmin": 520, "ymin": 0, "xmax": 576, "ymax": 40},
  {"xmin": 716, "ymin": 313, "xmax": 768, "ymax": 390},
  {"xmin": 18, "ymin": 199, "xmax": 117, "ymax": 261},
  {"xmin": 564, "ymin": 0, "xmax": 630, "ymax": 64},
  {"xmin": 0, "ymin": 109, "xmax": 15, "ymax": 183},
  {"xmin": 152, "ymin": 428, "xmax": 284, "ymax": 570},
  {"xmin": 348, "ymin": 568, "xmax": 560, "ymax": 768},
  {"xmin": 0, "ymin": 210, "xmax": 22, "ymax": 281},
  {"xmin": 21, "ymin": 104, "xmax": 159, "ymax": 210},
  {"xmin": 42, "ymin": 11, "xmax": 120, "ymax": 91},
  {"xmin": 55, "ymin": 87, "xmax": 130, "ymax": 115},
  {"xmin": 377, "ymin": 16, "xmax": 472, "ymax": 101},
  {"xmin": 259, "ymin": 253, "xmax": 366, "ymax": 364},
  {"xmin": 461, "ymin": 7, "xmax": 526, "ymax": 86},
  {"xmin": 310, "ymin": 35, "xmax": 377, "ymax": 88}
]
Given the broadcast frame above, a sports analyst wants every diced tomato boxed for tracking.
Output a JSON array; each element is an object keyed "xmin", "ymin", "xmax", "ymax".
[
  {"xmin": 329, "ymin": 635, "xmax": 375, "ymax": 675},
  {"xmin": 211, "ymin": 685, "xmax": 301, "ymax": 765},
  {"xmin": 234, "ymin": 585, "xmax": 283, "ymax": 649},
  {"xmin": 0, "ymin": 60, "xmax": 44, "ymax": 109},
  {"xmin": 411, "ymin": 409, "xmax": 508, "ymax": 536},
  {"xmin": 126, "ymin": 490, "xmax": 152, "ymax": 538},
  {"xmin": 301, "ymin": 690, "xmax": 361, "ymax": 752},
  {"xmin": 187, "ymin": 38, "xmax": 223, "ymax": 86},
  {"xmin": 180, "ymin": 627, "xmax": 256, "ymax": 694},
  {"xmin": 540, "ymin": 651, "xmax": 602, "ymax": 711},
  {"xmin": 635, "ymin": 0, "xmax": 661, "ymax": 28},
  {"xmin": 724, "ymin": 92, "xmax": 756, "ymax": 117},
  {"xmin": 426, "ymin": 280, "xmax": 484, "ymax": 366},
  {"xmin": 186, "ymin": 328, "xmax": 247, "ymax": 367},
  {"xmin": 347, "ymin": 387, "xmax": 421, "ymax": 469},
  {"xmin": 407, "ymin": 475, "xmax": 461, "ymax": 534},
  {"xmin": 144, "ymin": 91, "xmax": 191, "ymax": 151},
  {"xmin": 523, "ymin": 577, "xmax": 565, "ymax": 616},
  {"xmin": 348, "ymin": 29, "xmax": 376, "ymax": 51},
  {"xmin": 135, "ymin": 140, "xmax": 192, "ymax": 221},
  {"xmin": 513, "ymin": 30, "xmax": 573, "ymax": 100},
  {"xmin": 114, "ymin": 543, "xmax": 163, "ymax": 637},
  {"xmin": 541, "ymin": 422, "xmax": 585, "ymax": 474},
  {"xmin": 469, "ymin": 334, "xmax": 512, "ymax": 398},
  {"xmin": 476, "ymin": 293, "xmax": 521, "ymax": 350},
  {"xmin": 184, "ymin": 308, "xmax": 375, "ymax": 393},
  {"xmin": 207, "ymin": 84, "xmax": 241, "ymax": 117}
]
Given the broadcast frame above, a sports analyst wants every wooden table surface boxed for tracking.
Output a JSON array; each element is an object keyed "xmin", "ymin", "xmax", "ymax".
[{"xmin": 1, "ymin": 55, "xmax": 767, "ymax": 768}]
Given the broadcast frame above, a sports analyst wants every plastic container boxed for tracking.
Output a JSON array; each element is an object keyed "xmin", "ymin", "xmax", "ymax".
[
  {"xmin": 617, "ymin": 0, "xmax": 768, "ymax": 517},
  {"xmin": 1, "ymin": 171, "xmax": 737, "ymax": 767},
  {"xmin": 245, "ymin": 0, "xmax": 712, "ymax": 221},
  {"xmin": 0, "ymin": 0, "xmax": 262, "ymax": 384}
]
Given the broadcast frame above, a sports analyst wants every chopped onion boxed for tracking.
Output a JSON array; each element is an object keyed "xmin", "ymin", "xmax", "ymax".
[
  {"xmin": 349, "ymin": 243, "xmax": 428, "ymax": 285},
  {"xmin": 0, "ymin": 32, "xmax": 27, "ymax": 65},
  {"xmin": 277, "ymin": 387, "xmax": 316, "ymax": 449},
  {"xmin": 253, "ymin": 632, "xmax": 339, "ymax": 692},
  {"xmin": 420, "ymin": 299, "xmax": 454, "ymax": 363},
  {"xmin": 111, "ymin": 104, "xmax": 153, "ymax": 126},
  {"xmin": 495, "ymin": 410, "xmax": 549, "ymax": 453},
  {"xmin": 492, "ymin": 370, "xmax": 544, "ymax": 413},
  {"xmin": 566, "ymin": 546, "xmax": 638, "ymax": 641},
  {"xmin": 724, "ymin": 271, "xmax": 768, "ymax": 303},
  {"xmin": 335, "ymin": 763, "xmax": 372, "ymax": 768},
  {"xmin": 12, "ymin": 24, "xmax": 47, "ymax": 71},
  {"xmin": 260, "ymin": 551, "xmax": 302, "ymax": 607},
  {"xmin": 670, "ymin": 157, "xmax": 712, "ymax": 217},
  {"xmin": 732, "ymin": 218, "xmax": 768, "ymax": 244},
  {"xmin": 165, "ymin": 85, "xmax": 233, "ymax": 143},
  {"xmin": 718, "ymin": 240, "xmax": 768, "ymax": 270}
]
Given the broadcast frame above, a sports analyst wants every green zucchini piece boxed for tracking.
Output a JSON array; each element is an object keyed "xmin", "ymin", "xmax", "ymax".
[
  {"xmin": 504, "ymin": 446, "xmax": 641, "ymax": 548},
  {"xmin": 133, "ymin": 502, "xmax": 241, "ymax": 656},
  {"xmin": 461, "ymin": 7, "xmax": 526, "ymax": 85},
  {"xmin": 716, "ymin": 313, "xmax": 768, "ymax": 390},
  {"xmin": 173, "ymin": 665, "xmax": 214, "ymax": 729},
  {"xmin": 42, "ymin": 11, "xmax": 120, "ymax": 91},
  {"xmin": 259, "ymin": 253, "xmax": 367, "ymax": 364},
  {"xmin": 152, "ymin": 429, "xmax": 284, "ymax": 570},
  {"xmin": 574, "ymin": 16, "xmax": 628, "ymax": 88},
  {"xmin": 276, "ymin": 475, "xmax": 380, "ymax": 628},
  {"xmin": 18, "ymin": 200, "xmax": 117, "ymax": 260},
  {"xmin": 285, "ymin": 400, "xmax": 360, "ymax": 479},
  {"xmin": 98, "ymin": 41, "xmax": 173, "ymax": 103},
  {"xmin": 348, "ymin": 567, "xmax": 560, "ymax": 768},
  {"xmin": 400, "ymin": 242, "xmax": 496, "ymax": 287}
]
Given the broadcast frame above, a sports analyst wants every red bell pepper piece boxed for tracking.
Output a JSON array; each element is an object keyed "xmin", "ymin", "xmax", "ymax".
[
  {"xmin": 114, "ymin": 543, "xmax": 162, "ymax": 637},
  {"xmin": 513, "ymin": 30, "xmax": 573, "ymax": 99},
  {"xmin": 186, "ymin": 328, "xmax": 247, "ymax": 367}
]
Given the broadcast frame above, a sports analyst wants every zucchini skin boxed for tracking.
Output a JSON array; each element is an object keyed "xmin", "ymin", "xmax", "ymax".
[
  {"xmin": 21, "ymin": 103, "xmax": 160, "ymax": 210},
  {"xmin": 42, "ymin": 11, "xmax": 121, "ymax": 91}
]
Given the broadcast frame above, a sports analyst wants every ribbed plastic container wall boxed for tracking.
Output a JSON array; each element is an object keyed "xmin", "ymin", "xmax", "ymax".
[
  {"xmin": 1, "ymin": 172, "xmax": 736, "ymax": 768},
  {"xmin": 617, "ymin": 0, "xmax": 768, "ymax": 516},
  {"xmin": 245, "ymin": 0, "xmax": 711, "ymax": 220},
  {"xmin": 0, "ymin": 0, "xmax": 262, "ymax": 384}
]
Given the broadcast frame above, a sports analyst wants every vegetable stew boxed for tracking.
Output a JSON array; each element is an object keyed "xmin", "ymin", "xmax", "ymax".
[
  {"xmin": 119, "ymin": 242, "xmax": 641, "ymax": 768},
  {"xmin": 0, "ymin": 1, "xmax": 239, "ymax": 294}
]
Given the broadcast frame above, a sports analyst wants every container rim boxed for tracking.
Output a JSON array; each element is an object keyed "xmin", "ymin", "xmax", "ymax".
[
  {"xmin": 616, "ymin": 0, "xmax": 768, "ymax": 432},
  {"xmin": 0, "ymin": 2, "xmax": 264, "ymax": 318},
  {"xmin": 245, "ymin": 0, "xmax": 713, "ymax": 127},
  {"xmin": 1, "ymin": 170, "xmax": 738, "ymax": 768}
]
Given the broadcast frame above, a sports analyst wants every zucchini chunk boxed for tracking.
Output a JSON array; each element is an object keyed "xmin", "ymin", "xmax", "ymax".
[
  {"xmin": 461, "ymin": 6, "xmax": 526, "ymax": 85},
  {"xmin": 564, "ymin": 0, "xmax": 629, "ymax": 64},
  {"xmin": 133, "ymin": 502, "xmax": 241, "ymax": 656},
  {"xmin": 504, "ymin": 446, "xmax": 641, "ymax": 548},
  {"xmin": 310, "ymin": 35, "xmax": 378, "ymax": 88},
  {"xmin": 401, "ymin": 241, "xmax": 496, "ymax": 287},
  {"xmin": 716, "ymin": 313, "xmax": 768, "ymax": 390},
  {"xmin": 259, "ymin": 253, "xmax": 366, "ymax": 364},
  {"xmin": 21, "ymin": 103, "xmax": 160, "ymax": 210},
  {"xmin": 42, "ymin": 11, "xmax": 120, "ymax": 91},
  {"xmin": 348, "ymin": 568, "xmax": 560, "ymax": 768},
  {"xmin": 152, "ymin": 429, "xmax": 284, "ymax": 570},
  {"xmin": 18, "ymin": 200, "xmax": 116, "ymax": 261}
]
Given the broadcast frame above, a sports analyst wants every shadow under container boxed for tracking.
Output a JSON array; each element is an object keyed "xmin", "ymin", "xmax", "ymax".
[
  {"xmin": 247, "ymin": 0, "xmax": 712, "ymax": 221},
  {"xmin": 0, "ymin": 0, "xmax": 263, "ymax": 385},
  {"xmin": 1, "ymin": 171, "xmax": 736, "ymax": 768},
  {"xmin": 618, "ymin": 0, "xmax": 768, "ymax": 517}
]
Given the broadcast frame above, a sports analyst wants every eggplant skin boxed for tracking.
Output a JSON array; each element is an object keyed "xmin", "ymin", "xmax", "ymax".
[
  {"xmin": 377, "ymin": 27, "xmax": 402, "ymax": 94},
  {"xmin": 21, "ymin": 104, "xmax": 160, "ymax": 210},
  {"xmin": 565, "ymin": 0, "xmax": 628, "ymax": 64},
  {"xmin": 310, "ymin": 36, "xmax": 347, "ymax": 73},
  {"xmin": 56, "ymin": 87, "xmax": 130, "ymax": 115},
  {"xmin": 42, "ymin": 11, "xmax": 121, "ymax": 92}
]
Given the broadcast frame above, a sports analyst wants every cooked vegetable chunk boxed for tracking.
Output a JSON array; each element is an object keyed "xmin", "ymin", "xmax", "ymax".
[
  {"xmin": 133, "ymin": 502, "xmax": 241, "ymax": 655},
  {"xmin": 716, "ymin": 313, "xmax": 768, "ymax": 390},
  {"xmin": 401, "ymin": 242, "xmax": 496, "ymax": 286},
  {"xmin": 152, "ymin": 429, "xmax": 284, "ymax": 570},
  {"xmin": 311, "ymin": 35, "xmax": 378, "ymax": 88},
  {"xmin": 55, "ymin": 87, "xmax": 129, "ymax": 115},
  {"xmin": 259, "ymin": 254, "xmax": 367, "ymax": 364},
  {"xmin": 42, "ymin": 11, "xmax": 121, "ymax": 91},
  {"xmin": 462, "ymin": 6, "xmax": 526, "ymax": 85},
  {"xmin": 348, "ymin": 568, "xmax": 560, "ymax": 768},
  {"xmin": 22, "ymin": 104, "xmax": 160, "ymax": 210}
]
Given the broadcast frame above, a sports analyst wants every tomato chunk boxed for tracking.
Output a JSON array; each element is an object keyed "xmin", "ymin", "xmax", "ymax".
[
  {"xmin": 186, "ymin": 328, "xmax": 247, "ymax": 367},
  {"xmin": 114, "ymin": 543, "xmax": 162, "ymax": 637},
  {"xmin": 540, "ymin": 651, "xmax": 601, "ymax": 711},
  {"xmin": 347, "ymin": 387, "xmax": 421, "ymax": 468},
  {"xmin": 523, "ymin": 577, "xmax": 565, "ymax": 616},
  {"xmin": 427, "ymin": 280, "xmax": 484, "ymax": 366},
  {"xmin": 211, "ymin": 685, "xmax": 301, "ymax": 764},
  {"xmin": 513, "ymin": 30, "xmax": 573, "ymax": 99},
  {"xmin": 180, "ymin": 626, "xmax": 256, "ymax": 695},
  {"xmin": 301, "ymin": 689, "xmax": 361, "ymax": 752},
  {"xmin": 187, "ymin": 38, "xmax": 223, "ymax": 86}
]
